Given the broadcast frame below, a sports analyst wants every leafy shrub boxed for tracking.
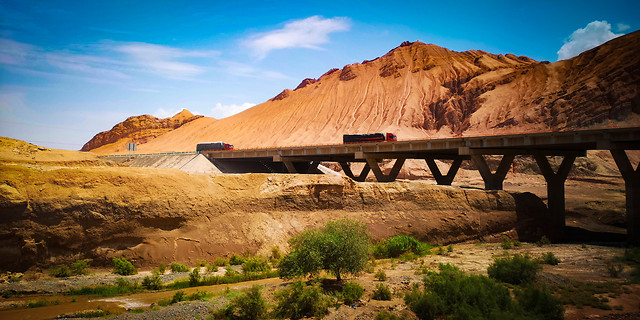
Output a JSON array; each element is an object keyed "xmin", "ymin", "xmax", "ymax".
[
  {"xmin": 405, "ymin": 263, "xmax": 553, "ymax": 320},
  {"xmin": 447, "ymin": 245, "xmax": 454, "ymax": 252},
  {"xmin": 516, "ymin": 285, "xmax": 564, "ymax": 320},
  {"xmin": 273, "ymin": 280, "xmax": 331, "ymax": 320},
  {"xmin": 375, "ymin": 269, "xmax": 387, "ymax": 281},
  {"xmin": 157, "ymin": 263, "xmax": 166, "ymax": 274},
  {"xmin": 373, "ymin": 235, "xmax": 431, "ymax": 258},
  {"xmin": 278, "ymin": 219, "xmax": 371, "ymax": 281},
  {"xmin": 214, "ymin": 257, "xmax": 229, "ymax": 266},
  {"xmin": 197, "ymin": 259, "xmax": 207, "ymax": 267},
  {"xmin": 375, "ymin": 310, "xmax": 411, "ymax": 320},
  {"xmin": 70, "ymin": 260, "xmax": 90, "ymax": 275},
  {"xmin": 342, "ymin": 281, "xmax": 364, "ymax": 305},
  {"xmin": 242, "ymin": 257, "xmax": 271, "ymax": 273},
  {"xmin": 513, "ymin": 240, "xmax": 522, "ymax": 247},
  {"xmin": 271, "ymin": 246, "xmax": 282, "ymax": 260},
  {"xmin": 488, "ymin": 254, "xmax": 541, "ymax": 285},
  {"xmin": 501, "ymin": 236, "xmax": 513, "ymax": 250},
  {"xmin": 373, "ymin": 283, "xmax": 392, "ymax": 300},
  {"xmin": 536, "ymin": 235, "xmax": 551, "ymax": 247},
  {"xmin": 142, "ymin": 274, "xmax": 162, "ymax": 290},
  {"xmin": 538, "ymin": 252, "xmax": 561, "ymax": 265},
  {"xmin": 170, "ymin": 262, "xmax": 189, "ymax": 273},
  {"xmin": 225, "ymin": 266, "xmax": 240, "ymax": 276},
  {"xmin": 206, "ymin": 263, "xmax": 218, "ymax": 273},
  {"xmin": 49, "ymin": 265, "xmax": 72, "ymax": 278},
  {"xmin": 229, "ymin": 254, "xmax": 246, "ymax": 265},
  {"xmin": 171, "ymin": 290, "xmax": 185, "ymax": 304},
  {"xmin": 112, "ymin": 258, "xmax": 137, "ymax": 276},
  {"xmin": 606, "ymin": 262, "xmax": 624, "ymax": 278},
  {"xmin": 228, "ymin": 285, "xmax": 267, "ymax": 320},
  {"xmin": 189, "ymin": 268, "xmax": 201, "ymax": 286}
]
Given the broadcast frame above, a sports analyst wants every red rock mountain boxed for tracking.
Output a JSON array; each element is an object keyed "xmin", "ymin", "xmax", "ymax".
[
  {"xmin": 85, "ymin": 31, "xmax": 640, "ymax": 154},
  {"xmin": 81, "ymin": 109, "xmax": 203, "ymax": 152}
]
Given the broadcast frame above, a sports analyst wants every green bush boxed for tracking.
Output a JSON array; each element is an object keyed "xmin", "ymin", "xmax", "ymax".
[
  {"xmin": 273, "ymin": 280, "xmax": 331, "ymax": 320},
  {"xmin": 206, "ymin": 263, "xmax": 218, "ymax": 273},
  {"xmin": 271, "ymin": 246, "xmax": 282, "ymax": 260},
  {"xmin": 342, "ymin": 281, "xmax": 364, "ymax": 305},
  {"xmin": 516, "ymin": 285, "xmax": 564, "ymax": 320},
  {"xmin": 538, "ymin": 252, "xmax": 561, "ymax": 265},
  {"xmin": 229, "ymin": 254, "xmax": 246, "ymax": 265},
  {"xmin": 501, "ymin": 236, "xmax": 513, "ymax": 250},
  {"xmin": 228, "ymin": 285, "xmax": 267, "ymax": 320},
  {"xmin": 170, "ymin": 262, "xmax": 189, "ymax": 273},
  {"xmin": 112, "ymin": 258, "xmax": 137, "ymax": 276},
  {"xmin": 49, "ymin": 265, "xmax": 72, "ymax": 278},
  {"xmin": 71, "ymin": 260, "xmax": 90, "ymax": 275},
  {"xmin": 447, "ymin": 245, "xmax": 454, "ymax": 252},
  {"xmin": 214, "ymin": 257, "xmax": 229, "ymax": 266},
  {"xmin": 242, "ymin": 257, "xmax": 271, "ymax": 273},
  {"xmin": 488, "ymin": 254, "xmax": 541, "ymax": 285},
  {"xmin": 536, "ymin": 235, "xmax": 551, "ymax": 247},
  {"xmin": 171, "ymin": 290, "xmax": 185, "ymax": 304},
  {"xmin": 375, "ymin": 269, "xmax": 387, "ymax": 281},
  {"xmin": 278, "ymin": 219, "xmax": 371, "ymax": 281},
  {"xmin": 373, "ymin": 235, "xmax": 431, "ymax": 258},
  {"xmin": 157, "ymin": 263, "xmax": 166, "ymax": 274},
  {"xmin": 405, "ymin": 263, "xmax": 551, "ymax": 320},
  {"xmin": 142, "ymin": 274, "xmax": 162, "ymax": 290},
  {"xmin": 189, "ymin": 268, "xmax": 201, "ymax": 286},
  {"xmin": 375, "ymin": 311, "xmax": 411, "ymax": 320},
  {"xmin": 373, "ymin": 283, "xmax": 392, "ymax": 300}
]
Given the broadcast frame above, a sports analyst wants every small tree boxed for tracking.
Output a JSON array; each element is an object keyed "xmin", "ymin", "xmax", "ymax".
[
  {"xmin": 278, "ymin": 219, "xmax": 371, "ymax": 281},
  {"xmin": 229, "ymin": 285, "xmax": 267, "ymax": 320},
  {"xmin": 113, "ymin": 258, "xmax": 137, "ymax": 275}
]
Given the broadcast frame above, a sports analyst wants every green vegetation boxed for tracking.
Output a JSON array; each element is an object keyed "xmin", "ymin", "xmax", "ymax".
[
  {"xmin": 278, "ymin": 219, "xmax": 371, "ymax": 281},
  {"xmin": 538, "ymin": 252, "xmax": 561, "ymax": 265},
  {"xmin": 112, "ymin": 258, "xmax": 137, "ymax": 275},
  {"xmin": 214, "ymin": 257, "xmax": 229, "ymax": 266},
  {"xmin": 501, "ymin": 236, "xmax": 513, "ymax": 249},
  {"xmin": 226, "ymin": 285, "xmax": 268, "ymax": 320},
  {"xmin": 341, "ymin": 281, "xmax": 364, "ymax": 305},
  {"xmin": 372, "ymin": 283, "xmax": 392, "ymax": 301},
  {"xmin": 375, "ymin": 311, "xmax": 411, "ymax": 320},
  {"xmin": 488, "ymin": 253, "xmax": 541, "ymax": 285},
  {"xmin": 552, "ymin": 279, "xmax": 624, "ymax": 310},
  {"xmin": 229, "ymin": 254, "xmax": 246, "ymax": 265},
  {"xmin": 70, "ymin": 278, "xmax": 142, "ymax": 297},
  {"xmin": 375, "ymin": 269, "xmax": 387, "ymax": 281},
  {"xmin": 26, "ymin": 299, "xmax": 49, "ymax": 308},
  {"xmin": 405, "ymin": 263, "xmax": 562, "ymax": 320},
  {"xmin": 168, "ymin": 269, "xmax": 279, "ymax": 290},
  {"xmin": 189, "ymin": 268, "xmax": 201, "ymax": 286},
  {"xmin": 49, "ymin": 259, "xmax": 90, "ymax": 278},
  {"xmin": 157, "ymin": 263, "xmax": 166, "ymax": 274},
  {"xmin": 170, "ymin": 262, "xmax": 189, "ymax": 273},
  {"xmin": 158, "ymin": 290, "xmax": 214, "ymax": 306},
  {"xmin": 206, "ymin": 263, "xmax": 219, "ymax": 273},
  {"xmin": 141, "ymin": 273, "xmax": 162, "ymax": 290},
  {"xmin": 536, "ymin": 235, "xmax": 551, "ymax": 247},
  {"xmin": 242, "ymin": 257, "xmax": 271, "ymax": 273},
  {"xmin": 373, "ymin": 235, "xmax": 431, "ymax": 259},
  {"xmin": 273, "ymin": 280, "xmax": 332, "ymax": 320},
  {"xmin": 611, "ymin": 247, "xmax": 640, "ymax": 283}
]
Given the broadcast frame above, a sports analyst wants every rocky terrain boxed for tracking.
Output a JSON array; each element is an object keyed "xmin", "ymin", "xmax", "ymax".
[
  {"xmin": 81, "ymin": 109, "xmax": 202, "ymax": 153},
  {"xmin": 83, "ymin": 31, "xmax": 640, "ymax": 154}
]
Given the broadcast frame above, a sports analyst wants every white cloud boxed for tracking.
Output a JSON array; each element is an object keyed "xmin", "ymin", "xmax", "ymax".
[
  {"xmin": 557, "ymin": 21, "xmax": 625, "ymax": 60},
  {"xmin": 210, "ymin": 102, "xmax": 256, "ymax": 119},
  {"xmin": 116, "ymin": 42, "xmax": 219, "ymax": 79},
  {"xmin": 221, "ymin": 60, "xmax": 290, "ymax": 79},
  {"xmin": 244, "ymin": 16, "xmax": 350, "ymax": 59},
  {"xmin": 0, "ymin": 38, "xmax": 35, "ymax": 65},
  {"xmin": 617, "ymin": 23, "xmax": 630, "ymax": 32}
]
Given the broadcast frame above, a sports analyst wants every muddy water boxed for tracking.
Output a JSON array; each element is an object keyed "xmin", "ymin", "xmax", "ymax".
[{"xmin": 0, "ymin": 277, "xmax": 282, "ymax": 320}]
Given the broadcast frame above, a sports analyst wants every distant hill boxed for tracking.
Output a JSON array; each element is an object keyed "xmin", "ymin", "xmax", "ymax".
[{"xmin": 84, "ymin": 31, "xmax": 640, "ymax": 154}]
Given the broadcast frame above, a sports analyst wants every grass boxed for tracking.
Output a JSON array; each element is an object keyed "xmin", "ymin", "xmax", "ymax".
[
  {"xmin": 552, "ymin": 279, "xmax": 623, "ymax": 310},
  {"xmin": 373, "ymin": 235, "xmax": 432, "ymax": 259}
]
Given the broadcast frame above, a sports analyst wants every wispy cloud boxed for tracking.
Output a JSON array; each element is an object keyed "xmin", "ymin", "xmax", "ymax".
[
  {"xmin": 88, "ymin": 26, "xmax": 135, "ymax": 35},
  {"xmin": 557, "ymin": 20, "xmax": 624, "ymax": 60},
  {"xmin": 210, "ymin": 102, "xmax": 256, "ymax": 119},
  {"xmin": 244, "ymin": 16, "xmax": 350, "ymax": 59},
  {"xmin": 221, "ymin": 60, "xmax": 290, "ymax": 79},
  {"xmin": 0, "ymin": 38, "xmax": 221, "ymax": 82},
  {"xmin": 616, "ymin": 23, "xmax": 630, "ymax": 32}
]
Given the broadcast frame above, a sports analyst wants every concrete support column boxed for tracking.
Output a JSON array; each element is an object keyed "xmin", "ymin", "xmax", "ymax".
[
  {"xmin": 425, "ymin": 158, "xmax": 463, "ymax": 185},
  {"xmin": 339, "ymin": 162, "xmax": 371, "ymax": 182},
  {"xmin": 364, "ymin": 158, "xmax": 406, "ymax": 182},
  {"xmin": 283, "ymin": 160, "xmax": 298, "ymax": 173},
  {"xmin": 472, "ymin": 153, "xmax": 515, "ymax": 190},
  {"xmin": 610, "ymin": 150, "xmax": 640, "ymax": 246},
  {"xmin": 534, "ymin": 154, "xmax": 576, "ymax": 240}
]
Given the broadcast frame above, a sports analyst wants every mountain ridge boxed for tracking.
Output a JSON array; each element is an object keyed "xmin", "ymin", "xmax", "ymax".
[{"xmin": 84, "ymin": 32, "xmax": 640, "ymax": 154}]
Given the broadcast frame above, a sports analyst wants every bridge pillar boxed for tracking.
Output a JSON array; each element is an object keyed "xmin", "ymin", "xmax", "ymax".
[
  {"xmin": 534, "ymin": 154, "xmax": 576, "ymax": 241},
  {"xmin": 365, "ymin": 157, "xmax": 406, "ymax": 182},
  {"xmin": 339, "ymin": 162, "xmax": 371, "ymax": 182},
  {"xmin": 283, "ymin": 160, "xmax": 298, "ymax": 173},
  {"xmin": 425, "ymin": 157, "xmax": 463, "ymax": 186},
  {"xmin": 610, "ymin": 150, "xmax": 640, "ymax": 246},
  {"xmin": 471, "ymin": 153, "xmax": 515, "ymax": 190}
]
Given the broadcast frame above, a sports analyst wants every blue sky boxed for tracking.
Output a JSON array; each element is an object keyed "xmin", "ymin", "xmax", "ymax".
[{"xmin": 1, "ymin": 0, "xmax": 638, "ymax": 150}]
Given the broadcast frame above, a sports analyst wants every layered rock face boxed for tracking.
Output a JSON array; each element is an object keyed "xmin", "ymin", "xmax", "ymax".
[
  {"xmin": 0, "ymin": 162, "xmax": 550, "ymax": 272},
  {"xmin": 84, "ymin": 32, "xmax": 640, "ymax": 154},
  {"xmin": 81, "ymin": 109, "xmax": 203, "ymax": 152}
]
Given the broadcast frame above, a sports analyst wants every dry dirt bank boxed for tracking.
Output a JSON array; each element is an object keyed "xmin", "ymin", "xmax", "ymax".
[{"xmin": 0, "ymin": 161, "xmax": 549, "ymax": 272}]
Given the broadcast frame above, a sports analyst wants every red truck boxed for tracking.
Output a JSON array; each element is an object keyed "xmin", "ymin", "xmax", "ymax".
[{"xmin": 343, "ymin": 133, "xmax": 397, "ymax": 144}]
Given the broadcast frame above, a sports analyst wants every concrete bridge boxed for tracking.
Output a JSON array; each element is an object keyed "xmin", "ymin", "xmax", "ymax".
[{"xmin": 199, "ymin": 127, "xmax": 640, "ymax": 245}]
